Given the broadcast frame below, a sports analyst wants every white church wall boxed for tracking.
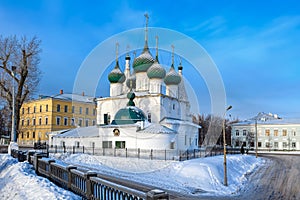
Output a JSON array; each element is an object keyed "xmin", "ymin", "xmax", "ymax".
[
  {"xmin": 161, "ymin": 96, "xmax": 181, "ymax": 120},
  {"xmin": 98, "ymin": 126, "xmax": 177, "ymax": 150},
  {"xmin": 136, "ymin": 73, "xmax": 149, "ymax": 91}
]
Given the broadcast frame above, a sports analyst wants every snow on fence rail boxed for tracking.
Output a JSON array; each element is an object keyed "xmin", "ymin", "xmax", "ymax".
[{"xmin": 10, "ymin": 149, "xmax": 169, "ymax": 200}]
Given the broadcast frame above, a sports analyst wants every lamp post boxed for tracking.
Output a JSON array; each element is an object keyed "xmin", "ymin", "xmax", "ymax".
[
  {"xmin": 11, "ymin": 66, "xmax": 17, "ymax": 142},
  {"xmin": 7, "ymin": 65, "xmax": 18, "ymax": 155},
  {"xmin": 223, "ymin": 105, "xmax": 232, "ymax": 186},
  {"xmin": 255, "ymin": 118, "xmax": 258, "ymax": 158}
]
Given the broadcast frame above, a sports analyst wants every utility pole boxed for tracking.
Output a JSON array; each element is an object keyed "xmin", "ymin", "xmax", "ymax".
[{"xmin": 223, "ymin": 105, "xmax": 232, "ymax": 186}]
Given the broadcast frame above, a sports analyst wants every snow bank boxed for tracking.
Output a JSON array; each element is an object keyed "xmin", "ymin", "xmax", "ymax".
[
  {"xmin": 52, "ymin": 153, "xmax": 265, "ymax": 196},
  {"xmin": 0, "ymin": 154, "xmax": 80, "ymax": 200}
]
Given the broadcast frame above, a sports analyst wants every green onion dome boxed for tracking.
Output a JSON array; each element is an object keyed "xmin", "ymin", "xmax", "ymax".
[
  {"xmin": 126, "ymin": 73, "xmax": 136, "ymax": 89},
  {"xmin": 164, "ymin": 64, "xmax": 181, "ymax": 85},
  {"xmin": 108, "ymin": 61, "xmax": 125, "ymax": 83},
  {"xmin": 112, "ymin": 106, "xmax": 147, "ymax": 125},
  {"xmin": 133, "ymin": 50, "xmax": 155, "ymax": 73},
  {"xmin": 147, "ymin": 61, "xmax": 166, "ymax": 79}
]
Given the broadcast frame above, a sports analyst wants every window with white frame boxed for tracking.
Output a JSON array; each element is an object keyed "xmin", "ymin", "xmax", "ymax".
[
  {"xmin": 71, "ymin": 118, "xmax": 75, "ymax": 126},
  {"xmin": 56, "ymin": 117, "xmax": 61, "ymax": 125},
  {"xmin": 64, "ymin": 117, "xmax": 68, "ymax": 126}
]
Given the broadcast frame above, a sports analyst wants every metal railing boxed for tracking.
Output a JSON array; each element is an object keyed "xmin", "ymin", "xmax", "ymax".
[{"xmin": 10, "ymin": 149, "xmax": 169, "ymax": 200}]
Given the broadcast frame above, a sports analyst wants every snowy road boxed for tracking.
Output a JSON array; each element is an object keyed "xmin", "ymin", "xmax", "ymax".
[
  {"xmin": 240, "ymin": 154, "xmax": 300, "ymax": 200},
  {"xmin": 213, "ymin": 154, "xmax": 300, "ymax": 200}
]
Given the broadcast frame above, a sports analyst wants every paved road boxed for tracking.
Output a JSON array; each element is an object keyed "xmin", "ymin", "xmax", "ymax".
[
  {"xmin": 202, "ymin": 154, "xmax": 300, "ymax": 200},
  {"xmin": 235, "ymin": 154, "xmax": 300, "ymax": 200}
]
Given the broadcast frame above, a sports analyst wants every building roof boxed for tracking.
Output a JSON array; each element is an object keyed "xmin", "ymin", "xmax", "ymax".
[
  {"xmin": 138, "ymin": 123, "xmax": 177, "ymax": 134},
  {"xmin": 112, "ymin": 106, "xmax": 147, "ymax": 125},
  {"xmin": 160, "ymin": 117, "xmax": 201, "ymax": 128},
  {"xmin": 164, "ymin": 64, "xmax": 181, "ymax": 85},
  {"xmin": 53, "ymin": 126, "xmax": 99, "ymax": 138},
  {"xmin": 50, "ymin": 93, "xmax": 95, "ymax": 103},
  {"xmin": 233, "ymin": 112, "xmax": 300, "ymax": 126}
]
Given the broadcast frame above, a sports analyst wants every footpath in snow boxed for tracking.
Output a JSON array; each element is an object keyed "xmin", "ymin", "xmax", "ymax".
[{"xmin": 52, "ymin": 153, "xmax": 265, "ymax": 197}]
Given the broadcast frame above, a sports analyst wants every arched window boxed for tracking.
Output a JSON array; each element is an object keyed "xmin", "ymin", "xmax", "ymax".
[{"xmin": 147, "ymin": 112, "xmax": 151, "ymax": 122}]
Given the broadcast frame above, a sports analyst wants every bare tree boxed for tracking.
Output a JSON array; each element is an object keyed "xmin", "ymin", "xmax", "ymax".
[{"xmin": 0, "ymin": 35, "xmax": 42, "ymax": 138}]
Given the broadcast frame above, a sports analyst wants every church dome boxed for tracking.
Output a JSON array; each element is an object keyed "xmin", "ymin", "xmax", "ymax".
[
  {"xmin": 108, "ymin": 61, "xmax": 125, "ymax": 83},
  {"xmin": 147, "ymin": 61, "xmax": 166, "ymax": 79},
  {"xmin": 126, "ymin": 73, "xmax": 136, "ymax": 89},
  {"xmin": 133, "ymin": 50, "xmax": 155, "ymax": 73},
  {"xmin": 164, "ymin": 64, "xmax": 181, "ymax": 85},
  {"xmin": 112, "ymin": 106, "xmax": 147, "ymax": 125}
]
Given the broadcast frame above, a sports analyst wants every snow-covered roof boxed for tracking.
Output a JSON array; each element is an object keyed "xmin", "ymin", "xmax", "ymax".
[
  {"xmin": 46, "ymin": 129, "xmax": 70, "ymax": 136},
  {"xmin": 138, "ymin": 123, "xmax": 177, "ymax": 134},
  {"xmin": 233, "ymin": 118, "xmax": 300, "ymax": 126},
  {"xmin": 178, "ymin": 76, "xmax": 189, "ymax": 102},
  {"xmin": 51, "ymin": 93, "xmax": 95, "ymax": 103},
  {"xmin": 160, "ymin": 117, "xmax": 201, "ymax": 128},
  {"xmin": 53, "ymin": 126, "xmax": 99, "ymax": 138}
]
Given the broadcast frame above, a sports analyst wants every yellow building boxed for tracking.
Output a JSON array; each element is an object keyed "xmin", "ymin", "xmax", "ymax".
[{"xmin": 18, "ymin": 90, "xmax": 96, "ymax": 146}]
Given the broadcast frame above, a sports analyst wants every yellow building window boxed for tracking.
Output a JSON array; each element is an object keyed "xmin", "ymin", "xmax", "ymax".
[
  {"xmin": 274, "ymin": 129, "xmax": 278, "ymax": 136},
  {"xmin": 265, "ymin": 129, "xmax": 270, "ymax": 136},
  {"xmin": 282, "ymin": 129, "xmax": 287, "ymax": 136}
]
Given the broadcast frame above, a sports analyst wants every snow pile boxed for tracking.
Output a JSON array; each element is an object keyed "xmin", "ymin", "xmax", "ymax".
[
  {"xmin": 52, "ymin": 153, "xmax": 265, "ymax": 196},
  {"xmin": 0, "ymin": 154, "xmax": 80, "ymax": 200}
]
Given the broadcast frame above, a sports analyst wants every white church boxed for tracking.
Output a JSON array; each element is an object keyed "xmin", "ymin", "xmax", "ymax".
[{"xmin": 51, "ymin": 15, "xmax": 200, "ymax": 155}]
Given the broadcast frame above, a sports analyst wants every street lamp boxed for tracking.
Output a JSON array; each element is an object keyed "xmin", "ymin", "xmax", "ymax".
[
  {"xmin": 11, "ymin": 65, "xmax": 17, "ymax": 142},
  {"xmin": 255, "ymin": 118, "xmax": 258, "ymax": 158},
  {"xmin": 223, "ymin": 105, "xmax": 232, "ymax": 186}
]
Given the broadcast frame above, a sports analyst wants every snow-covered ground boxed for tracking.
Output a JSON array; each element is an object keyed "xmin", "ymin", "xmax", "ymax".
[
  {"xmin": 52, "ymin": 153, "xmax": 265, "ymax": 196},
  {"xmin": 0, "ymin": 154, "xmax": 80, "ymax": 200},
  {"xmin": 0, "ymin": 153, "xmax": 265, "ymax": 199}
]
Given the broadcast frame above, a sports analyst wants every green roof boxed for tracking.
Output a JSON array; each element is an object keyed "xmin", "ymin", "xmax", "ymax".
[{"xmin": 112, "ymin": 106, "xmax": 146, "ymax": 125}]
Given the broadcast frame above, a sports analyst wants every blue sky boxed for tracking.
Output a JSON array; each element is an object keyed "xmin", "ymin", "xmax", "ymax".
[{"xmin": 1, "ymin": 0, "xmax": 300, "ymax": 119}]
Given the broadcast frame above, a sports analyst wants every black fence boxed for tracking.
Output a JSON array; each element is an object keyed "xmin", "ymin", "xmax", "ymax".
[
  {"xmin": 48, "ymin": 145, "xmax": 241, "ymax": 161},
  {"xmin": 10, "ymin": 149, "xmax": 169, "ymax": 200}
]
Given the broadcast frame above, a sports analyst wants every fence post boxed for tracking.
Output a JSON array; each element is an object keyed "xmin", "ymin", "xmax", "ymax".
[
  {"xmin": 179, "ymin": 150, "xmax": 181, "ymax": 161},
  {"xmin": 146, "ymin": 189, "xmax": 169, "ymax": 200},
  {"xmin": 150, "ymin": 149, "xmax": 153, "ymax": 160},
  {"xmin": 82, "ymin": 146, "xmax": 84, "ymax": 154},
  {"xmin": 194, "ymin": 149, "xmax": 196, "ymax": 158},
  {"xmin": 138, "ymin": 148, "xmax": 140, "ymax": 159},
  {"xmin": 47, "ymin": 159, "xmax": 56, "ymax": 179},
  {"xmin": 126, "ymin": 148, "xmax": 128, "ymax": 158},
  {"xmin": 73, "ymin": 146, "xmax": 75, "ymax": 154},
  {"xmin": 63, "ymin": 146, "xmax": 66, "ymax": 153},
  {"xmin": 46, "ymin": 144, "xmax": 49, "ymax": 157},
  {"xmin": 33, "ymin": 153, "xmax": 43, "ymax": 175},
  {"xmin": 66, "ymin": 165, "xmax": 77, "ymax": 190},
  {"xmin": 114, "ymin": 148, "xmax": 116, "ymax": 157},
  {"xmin": 55, "ymin": 145, "xmax": 57, "ymax": 153},
  {"xmin": 92, "ymin": 145, "xmax": 95, "ymax": 155},
  {"xmin": 84, "ymin": 171, "xmax": 97, "ymax": 199},
  {"xmin": 165, "ymin": 149, "xmax": 167, "ymax": 161}
]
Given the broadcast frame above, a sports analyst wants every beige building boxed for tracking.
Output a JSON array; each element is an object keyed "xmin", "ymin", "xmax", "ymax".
[
  {"xmin": 18, "ymin": 90, "xmax": 96, "ymax": 145},
  {"xmin": 231, "ymin": 112, "xmax": 300, "ymax": 150}
]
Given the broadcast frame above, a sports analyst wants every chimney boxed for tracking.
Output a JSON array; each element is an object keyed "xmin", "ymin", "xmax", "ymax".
[{"xmin": 60, "ymin": 89, "xmax": 63, "ymax": 94}]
